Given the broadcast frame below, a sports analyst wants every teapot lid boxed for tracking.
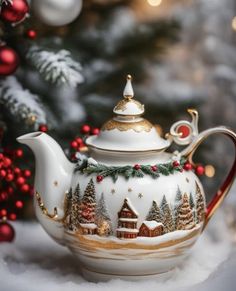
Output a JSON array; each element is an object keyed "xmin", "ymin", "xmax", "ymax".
[{"xmin": 86, "ymin": 75, "xmax": 170, "ymax": 152}]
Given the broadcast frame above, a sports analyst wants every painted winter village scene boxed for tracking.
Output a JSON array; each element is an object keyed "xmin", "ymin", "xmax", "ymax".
[{"xmin": 63, "ymin": 178, "xmax": 206, "ymax": 253}]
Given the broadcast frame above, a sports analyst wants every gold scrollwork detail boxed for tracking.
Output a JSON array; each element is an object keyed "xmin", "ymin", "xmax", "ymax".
[
  {"xmin": 35, "ymin": 191, "xmax": 63, "ymax": 222},
  {"xmin": 101, "ymin": 119, "xmax": 153, "ymax": 133},
  {"xmin": 114, "ymin": 99, "xmax": 144, "ymax": 113}
]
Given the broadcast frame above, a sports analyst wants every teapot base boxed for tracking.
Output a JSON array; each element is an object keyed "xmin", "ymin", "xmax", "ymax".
[{"xmin": 81, "ymin": 266, "xmax": 175, "ymax": 282}]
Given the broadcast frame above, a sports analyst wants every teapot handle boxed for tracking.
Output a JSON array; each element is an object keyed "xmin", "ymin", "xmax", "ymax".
[{"xmin": 180, "ymin": 126, "xmax": 236, "ymax": 229}]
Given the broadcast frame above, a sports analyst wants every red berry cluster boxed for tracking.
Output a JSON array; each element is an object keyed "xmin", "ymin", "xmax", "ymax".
[
  {"xmin": 183, "ymin": 161, "xmax": 205, "ymax": 176},
  {"xmin": 70, "ymin": 124, "xmax": 100, "ymax": 160},
  {"xmin": 81, "ymin": 124, "xmax": 100, "ymax": 136},
  {"xmin": 0, "ymin": 148, "xmax": 32, "ymax": 221}
]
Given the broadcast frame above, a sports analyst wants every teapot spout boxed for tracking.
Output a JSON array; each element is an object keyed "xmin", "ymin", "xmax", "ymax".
[{"xmin": 17, "ymin": 132, "xmax": 74, "ymax": 244}]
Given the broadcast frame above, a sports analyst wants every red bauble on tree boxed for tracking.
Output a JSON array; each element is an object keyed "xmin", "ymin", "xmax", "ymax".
[
  {"xmin": 0, "ymin": 46, "xmax": 19, "ymax": 76},
  {"xmin": 81, "ymin": 124, "xmax": 91, "ymax": 135},
  {"xmin": 195, "ymin": 165, "xmax": 205, "ymax": 176},
  {"xmin": 0, "ymin": 0, "xmax": 29, "ymax": 24},
  {"xmin": 0, "ymin": 220, "xmax": 15, "ymax": 242},
  {"xmin": 38, "ymin": 124, "xmax": 48, "ymax": 132},
  {"xmin": 26, "ymin": 29, "xmax": 37, "ymax": 40}
]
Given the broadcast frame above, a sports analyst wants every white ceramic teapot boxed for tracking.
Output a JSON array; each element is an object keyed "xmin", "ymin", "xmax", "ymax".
[{"xmin": 17, "ymin": 75, "xmax": 236, "ymax": 282}]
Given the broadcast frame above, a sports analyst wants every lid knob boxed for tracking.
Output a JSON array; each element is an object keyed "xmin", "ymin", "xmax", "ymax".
[
  {"xmin": 123, "ymin": 74, "xmax": 134, "ymax": 100},
  {"xmin": 113, "ymin": 74, "xmax": 144, "ymax": 116}
]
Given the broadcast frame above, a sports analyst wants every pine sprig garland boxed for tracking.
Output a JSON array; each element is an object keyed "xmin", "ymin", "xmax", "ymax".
[{"xmin": 74, "ymin": 157, "xmax": 187, "ymax": 182}]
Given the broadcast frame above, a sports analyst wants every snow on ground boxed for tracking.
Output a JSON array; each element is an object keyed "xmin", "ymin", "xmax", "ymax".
[{"xmin": 0, "ymin": 211, "xmax": 232, "ymax": 291}]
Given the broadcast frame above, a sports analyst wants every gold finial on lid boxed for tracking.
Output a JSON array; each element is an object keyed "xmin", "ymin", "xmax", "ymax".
[{"xmin": 123, "ymin": 74, "xmax": 134, "ymax": 99}]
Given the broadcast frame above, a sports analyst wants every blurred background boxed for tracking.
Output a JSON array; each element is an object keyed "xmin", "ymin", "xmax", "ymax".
[{"xmin": 0, "ymin": 0, "xmax": 235, "ymax": 228}]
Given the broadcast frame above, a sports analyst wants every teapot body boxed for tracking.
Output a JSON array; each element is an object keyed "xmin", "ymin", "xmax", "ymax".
[
  {"xmin": 17, "ymin": 76, "xmax": 236, "ymax": 282},
  {"xmin": 63, "ymin": 151, "xmax": 205, "ymax": 281}
]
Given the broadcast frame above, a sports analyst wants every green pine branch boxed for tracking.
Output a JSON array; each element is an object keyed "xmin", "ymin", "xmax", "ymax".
[{"xmin": 75, "ymin": 157, "xmax": 187, "ymax": 182}]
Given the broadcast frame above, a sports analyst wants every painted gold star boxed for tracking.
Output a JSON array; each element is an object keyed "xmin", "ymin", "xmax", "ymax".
[
  {"xmin": 138, "ymin": 193, "xmax": 143, "ymax": 199},
  {"xmin": 54, "ymin": 181, "xmax": 58, "ymax": 186},
  {"xmin": 111, "ymin": 189, "xmax": 116, "ymax": 194},
  {"xmin": 128, "ymin": 188, "xmax": 132, "ymax": 192}
]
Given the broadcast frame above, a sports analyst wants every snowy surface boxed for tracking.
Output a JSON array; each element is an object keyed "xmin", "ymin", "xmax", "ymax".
[{"xmin": 0, "ymin": 211, "xmax": 235, "ymax": 291}]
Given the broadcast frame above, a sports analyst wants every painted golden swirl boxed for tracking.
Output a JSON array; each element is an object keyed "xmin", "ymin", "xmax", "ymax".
[{"xmin": 101, "ymin": 119, "xmax": 153, "ymax": 133}]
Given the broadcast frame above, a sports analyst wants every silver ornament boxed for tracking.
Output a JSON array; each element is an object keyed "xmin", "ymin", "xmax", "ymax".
[{"xmin": 32, "ymin": 0, "xmax": 82, "ymax": 26}]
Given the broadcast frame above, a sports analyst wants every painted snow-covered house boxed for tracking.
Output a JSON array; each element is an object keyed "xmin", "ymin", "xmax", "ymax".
[
  {"xmin": 117, "ymin": 198, "xmax": 139, "ymax": 239},
  {"xmin": 79, "ymin": 223, "xmax": 97, "ymax": 235},
  {"xmin": 139, "ymin": 221, "xmax": 163, "ymax": 237}
]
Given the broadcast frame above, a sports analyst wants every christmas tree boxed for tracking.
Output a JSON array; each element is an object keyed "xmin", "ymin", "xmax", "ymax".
[
  {"xmin": 79, "ymin": 179, "xmax": 96, "ymax": 224},
  {"xmin": 173, "ymin": 186, "xmax": 182, "ymax": 229},
  {"xmin": 189, "ymin": 192, "xmax": 196, "ymax": 222},
  {"xmin": 195, "ymin": 182, "xmax": 206, "ymax": 224},
  {"xmin": 146, "ymin": 200, "xmax": 162, "ymax": 223},
  {"xmin": 176, "ymin": 193, "xmax": 195, "ymax": 230},
  {"xmin": 96, "ymin": 193, "xmax": 112, "ymax": 236},
  {"xmin": 0, "ymin": 0, "xmax": 180, "ymax": 148},
  {"xmin": 70, "ymin": 183, "xmax": 81, "ymax": 230},
  {"xmin": 160, "ymin": 195, "xmax": 174, "ymax": 233},
  {"xmin": 64, "ymin": 188, "xmax": 73, "ymax": 229}
]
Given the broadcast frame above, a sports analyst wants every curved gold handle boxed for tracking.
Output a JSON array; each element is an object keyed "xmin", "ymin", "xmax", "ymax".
[{"xmin": 181, "ymin": 126, "xmax": 236, "ymax": 229}]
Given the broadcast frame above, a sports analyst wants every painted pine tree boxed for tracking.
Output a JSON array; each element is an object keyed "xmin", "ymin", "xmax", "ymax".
[
  {"xmin": 79, "ymin": 179, "xmax": 96, "ymax": 224},
  {"xmin": 161, "ymin": 195, "xmax": 174, "ymax": 233},
  {"xmin": 196, "ymin": 182, "xmax": 206, "ymax": 224},
  {"xmin": 176, "ymin": 193, "xmax": 195, "ymax": 230},
  {"xmin": 146, "ymin": 200, "xmax": 162, "ymax": 223},
  {"xmin": 173, "ymin": 186, "xmax": 182, "ymax": 229},
  {"xmin": 189, "ymin": 192, "xmax": 196, "ymax": 222},
  {"xmin": 71, "ymin": 183, "xmax": 81, "ymax": 230},
  {"xmin": 96, "ymin": 193, "xmax": 112, "ymax": 236},
  {"xmin": 64, "ymin": 187, "xmax": 73, "ymax": 229}
]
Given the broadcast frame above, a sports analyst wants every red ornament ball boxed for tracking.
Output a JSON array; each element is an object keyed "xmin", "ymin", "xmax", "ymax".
[
  {"xmin": 0, "ymin": 191, "xmax": 8, "ymax": 201},
  {"xmin": 0, "ymin": 169, "xmax": 7, "ymax": 178},
  {"xmin": 15, "ymin": 200, "xmax": 23, "ymax": 209},
  {"xmin": 38, "ymin": 124, "xmax": 48, "ymax": 132},
  {"xmin": 3, "ymin": 157, "xmax": 12, "ymax": 167},
  {"xmin": 177, "ymin": 125, "xmax": 191, "ymax": 139},
  {"xmin": 96, "ymin": 175, "xmax": 103, "ymax": 183},
  {"xmin": 1, "ymin": 0, "xmax": 29, "ymax": 23},
  {"xmin": 21, "ymin": 183, "xmax": 30, "ymax": 192},
  {"xmin": 14, "ymin": 167, "xmax": 21, "ymax": 175},
  {"xmin": 26, "ymin": 29, "xmax": 37, "ymax": 39},
  {"xmin": 0, "ymin": 221, "xmax": 15, "ymax": 242},
  {"xmin": 0, "ymin": 46, "xmax": 19, "ymax": 76},
  {"xmin": 76, "ymin": 137, "xmax": 83, "ymax": 145},
  {"xmin": 151, "ymin": 165, "xmax": 158, "ymax": 172},
  {"xmin": 7, "ymin": 186, "xmax": 14, "ymax": 194},
  {"xmin": 183, "ymin": 162, "xmax": 193, "ymax": 171},
  {"xmin": 15, "ymin": 148, "xmax": 23, "ymax": 158},
  {"xmin": 173, "ymin": 160, "xmax": 180, "ymax": 167},
  {"xmin": 0, "ymin": 209, "xmax": 7, "ymax": 217},
  {"xmin": 8, "ymin": 213, "xmax": 17, "ymax": 221},
  {"xmin": 16, "ymin": 176, "xmax": 25, "ymax": 185},
  {"xmin": 70, "ymin": 140, "xmax": 78, "ymax": 149},
  {"xmin": 5, "ymin": 173, "xmax": 14, "ymax": 182},
  {"xmin": 195, "ymin": 165, "xmax": 205, "ymax": 176},
  {"xmin": 91, "ymin": 128, "xmax": 100, "ymax": 135},
  {"xmin": 134, "ymin": 164, "xmax": 141, "ymax": 170},
  {"xmin": 81, "ymin": 124, "xmax": 91, "ymax": 135},
  {"xmin": 23, "ymin": 169, "xmax": 31, "ymax": 177}
]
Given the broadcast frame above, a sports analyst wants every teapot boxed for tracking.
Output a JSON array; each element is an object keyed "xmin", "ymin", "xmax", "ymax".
[{"xmin": 17, "ymin": 75, "xmax": 236, "ymax": 282}]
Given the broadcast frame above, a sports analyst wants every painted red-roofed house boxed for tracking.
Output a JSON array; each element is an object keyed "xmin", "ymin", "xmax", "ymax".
[{"xmin": 116, "ymin": 198, "xmax": 138, "ymax": 239}]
